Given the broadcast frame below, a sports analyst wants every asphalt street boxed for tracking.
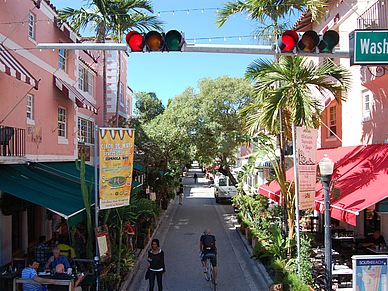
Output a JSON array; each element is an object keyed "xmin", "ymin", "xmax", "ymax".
[{"xmin": 127, "ymin": 166, "xmax": 270, "ymax": 291}]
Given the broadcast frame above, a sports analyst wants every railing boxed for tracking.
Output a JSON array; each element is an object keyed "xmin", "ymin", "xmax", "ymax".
[
  {"xmin": 357, "ymin": 1, "xmax": 388, "ymax": 29},
  {"xmin": 0, "ymin": 125, "xmax": 25, "ymax": 157}
]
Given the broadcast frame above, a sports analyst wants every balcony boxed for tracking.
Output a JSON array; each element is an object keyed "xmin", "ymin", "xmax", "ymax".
[
  {"xmin": 0, "ymin": 125, "xmax": 25, "ymax": 160},
  {"xmin": 357, "ymin": 1, "xmax": 388, "ymax": 29}
]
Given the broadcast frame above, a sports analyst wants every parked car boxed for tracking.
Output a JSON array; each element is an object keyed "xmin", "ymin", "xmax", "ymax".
[{"xmin": 213, "ymin": 174, "xmax": 238, "ymax": 203}]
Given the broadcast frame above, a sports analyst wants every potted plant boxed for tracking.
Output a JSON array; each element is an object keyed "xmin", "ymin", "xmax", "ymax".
[
  {"xmin": 248, "ymin": 227, "xmax": 259, "ymax": 246},
  {"xmin": 242, "ymin": 219, "xmax": 253, "ymax": 237}
]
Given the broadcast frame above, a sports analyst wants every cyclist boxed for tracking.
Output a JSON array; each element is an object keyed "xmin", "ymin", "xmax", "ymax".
[{"xmin": 200, "ymin": 229, "xmax": 218, "ymax": 284}]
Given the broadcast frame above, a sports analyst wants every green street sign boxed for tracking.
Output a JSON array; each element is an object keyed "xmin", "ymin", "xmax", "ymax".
[{"xmin": 349, "ymin": 30, "xmax": 388, "ymax": 65}]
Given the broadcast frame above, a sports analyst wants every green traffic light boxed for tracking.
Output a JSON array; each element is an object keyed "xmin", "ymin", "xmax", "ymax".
[
  {"xmin": 321, "ymin": 30, "xmax": 339, "ymax": 52},
  {"xmin": 165, "ymin": 30, "xmax": 183, "ymax": 51}
]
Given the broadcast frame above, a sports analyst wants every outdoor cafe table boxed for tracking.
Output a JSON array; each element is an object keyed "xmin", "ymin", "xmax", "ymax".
[
  {"xmin": 366, "ymin": 247, "xmax": 388, "ymax": 254},
  {"xmin": 332, "ymin": 265, "xmax": 353, "ymax": 288},
  {"xmin": 0, "ymin": 271, "xmax": 20, "ymax": 291}
]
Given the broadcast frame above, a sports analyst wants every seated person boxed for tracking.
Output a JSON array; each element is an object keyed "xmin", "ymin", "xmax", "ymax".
[
  {"xmin": 22, "ymin": 259, "xmax": 55, "ymax": 291},
  {"xmin": 49, "ymin": 263, "xmax": 83, "ymax": 291},
  {"xmin": 57, "ymin": 235, "xmax": 76, "ymax": 260},
  {"xmin": 44, "ymin": 247, "xmax": 71, "ymax": 272},
  {"xmin": 35, "ymin": 235, "xmax": 50, "ymax": 264},
  {"xmin": 363, "ymin": 230, "xmax": 386, "ymax": 248}
]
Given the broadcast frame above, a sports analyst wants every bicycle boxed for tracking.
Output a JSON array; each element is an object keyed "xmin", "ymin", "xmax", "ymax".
[{"xmin": 202, "ymin": 253, "xmax": 217, "ymax": 291}]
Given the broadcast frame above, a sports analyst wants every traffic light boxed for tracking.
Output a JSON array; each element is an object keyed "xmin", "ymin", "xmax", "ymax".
[
  {"xmin": 277, "ymin": 30, "xmax": 299, "ymax": 53},
  {"xmin": 126, "ymin": 30, "xmax": 185, "ymax": 52},
  {"xmin": 126, "ymin": 31, "xmax": 144, "ymax": 52},
  {"xmin": 276, "ymin": 30, "xmax": 339, "ymax": 54}
]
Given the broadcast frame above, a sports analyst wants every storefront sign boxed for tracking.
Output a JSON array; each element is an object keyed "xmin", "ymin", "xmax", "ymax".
[
  {"xmin": 296, "ymin": 127, "xmax": 318, "ymax": 210},
  {"xmin": 99, "ymin": 128, "xmax": 135, "ymax": 210},
  {"xmin": 353, "ymin": 255, "xmax": 388, "ymax": 291},
  {"xmin": 350, "ymin": 30, "xmax": 388, "ymax": 65}
]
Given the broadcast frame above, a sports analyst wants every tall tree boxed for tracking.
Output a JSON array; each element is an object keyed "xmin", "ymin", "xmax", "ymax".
[
  {"xmin": 241, "ymin": 56, "xmax": 352, "ymax": 238},
  {"xmin": 108, "ymin": 0, "xmax": 163, "ymax": 127},
  {"xmin": 134, "ymin": 92, "xmax": 165, "ymax": 123}
]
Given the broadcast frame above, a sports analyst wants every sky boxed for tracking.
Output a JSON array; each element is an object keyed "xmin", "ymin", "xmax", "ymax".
[{"xmin": 53, "ymin": 0, "xmax": 301, "ymax": 107}]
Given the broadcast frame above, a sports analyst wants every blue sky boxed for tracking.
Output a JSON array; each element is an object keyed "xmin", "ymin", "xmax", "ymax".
[{"xmin": 53, "ymin": 0, "xmax": 300, "ymax": 106}]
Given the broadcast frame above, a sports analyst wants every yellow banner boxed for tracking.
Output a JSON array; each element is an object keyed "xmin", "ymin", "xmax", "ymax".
[{"xmin": 99, "ymin": 128, "xmax": 135, "ymax": 209}]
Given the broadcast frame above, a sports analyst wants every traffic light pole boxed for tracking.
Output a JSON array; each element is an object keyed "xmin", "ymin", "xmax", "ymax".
[{"xmin": 37, "ymin": 42, "xmax": 350, "ymax": 58}]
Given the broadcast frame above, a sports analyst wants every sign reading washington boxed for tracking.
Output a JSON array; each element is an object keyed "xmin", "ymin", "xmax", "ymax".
[{"xmin": 350, "ymin": 30, "xmax": 388, "ymax": 65}]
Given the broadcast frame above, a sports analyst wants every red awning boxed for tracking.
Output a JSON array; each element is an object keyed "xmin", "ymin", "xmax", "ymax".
[
  {"xmin": 0, "ymin": 44, "xmax": 39, "ymax": 89},
  {"xmin": 53, "ymin": 76, "xmax": 98, "ymax": 114},
  {"xmin": 257, "ymin": 144, "xmax": 388, "ymax": 226}
]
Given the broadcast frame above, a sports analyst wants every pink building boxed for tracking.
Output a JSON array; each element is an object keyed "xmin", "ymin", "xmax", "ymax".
[{"xmin": 0, "ymin": 0, "xmax": 132, "ymax": 266}]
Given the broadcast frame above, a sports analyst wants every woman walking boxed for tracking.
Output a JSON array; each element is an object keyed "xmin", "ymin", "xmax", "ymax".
[{"xmin": 147, "ymin": 239, "xmax": 166, "ymax": 290}]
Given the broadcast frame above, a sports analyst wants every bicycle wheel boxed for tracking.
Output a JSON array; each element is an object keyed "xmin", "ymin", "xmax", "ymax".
[{"xmin": 209, "ymin": 262, "xmax": 216, "ymax": 291}]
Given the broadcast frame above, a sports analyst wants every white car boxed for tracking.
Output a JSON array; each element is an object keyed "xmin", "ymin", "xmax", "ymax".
[{"xmin": 213, "ymin": 175, "xmax": 238, "ymax": 203}]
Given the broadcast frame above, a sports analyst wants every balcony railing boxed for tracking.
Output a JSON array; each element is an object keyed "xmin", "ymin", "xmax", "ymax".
[
  {"xmin": 0, "ymin": 125, "xmax": 25, "ymax": 157},
  {"xmin": 357, "ymin": 1, "xmax": 388, "ymax": 29}
]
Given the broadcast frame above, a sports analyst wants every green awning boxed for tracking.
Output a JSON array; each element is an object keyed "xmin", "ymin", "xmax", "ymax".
[
  {"xmin": 0, "ymin": 162, "xmax": 141, "ymax": 226},
  {"xmin": 0, "ymin": 162, "xmax": 95, "ymax": 227}
]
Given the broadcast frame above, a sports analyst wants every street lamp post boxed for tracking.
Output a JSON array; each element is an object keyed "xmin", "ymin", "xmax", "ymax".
[{"xmin": 319, "ymin": 154, "xmax": 334, "ymax": 291}]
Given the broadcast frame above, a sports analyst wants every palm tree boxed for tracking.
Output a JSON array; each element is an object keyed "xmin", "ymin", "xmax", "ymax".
[
  {"xmin": 215, "ymin": 0, "xmax": 327, "ymax": 44},
  {"xmin": 241, "ymin": 56, "xmax": 352, "ymax": 238},
  {"xmin": 108, "ymin": 0, "xmax": 163, "ymax": 127},
  {"xmin": 60, "ymin": 0, "xmax": 115, "ymax": 126},
  {"xmin": 59, "ymin": 0, "xmax": 162, "ymax": 127}
]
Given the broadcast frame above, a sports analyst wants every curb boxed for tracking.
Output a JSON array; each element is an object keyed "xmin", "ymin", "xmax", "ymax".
[
  {"xmin": 119, "ymin": 198, "xmax": 175, "ymax": 291},
  {"xmin": 235, "ymin": 226, "xmax": 274, "ymax": 288}
]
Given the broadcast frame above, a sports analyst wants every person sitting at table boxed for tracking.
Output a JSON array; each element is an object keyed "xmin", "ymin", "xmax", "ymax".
[
  {"xmin": 35, "ymin": 235, "xmax": 50, "ymax": 264},
  {"xmin": 49, "ymin": 263, "xmax": 83, "ymax": 291},
  {"xmin": 22, "ymin": 259, "xmax": 55, "ymax": 291},
  {"xmin": 57, "ymin": 235, "xmax": 76, "ymax": 260},
  {"xmin": 363, "ymin": 230, "xmax": 386, "ymax": 248},
  {"xmin": 44, "ymin": 248, "xmax": 71, "ymax": 272}
]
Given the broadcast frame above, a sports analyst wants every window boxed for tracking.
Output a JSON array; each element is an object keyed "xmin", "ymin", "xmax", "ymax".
[
  {"xmin": 58, "ymin": 107, "xmax": 66, "ymax": 137},
  {"xmin": 28, "ymin": 13, "xmax": 35, "ymax": 40},
  {"xmin": 27, "ymin": 94, "xmax": 33, "ymax": 120},
  {"xmin": 78, "ymin": 65, "xmax": 94, "ymax": 96},
  {"xmin": 120, "ymin": 83, "xmax": 124, "ymax": 104},
  {"xmin": 329, "ymin": 106, "xmax": 337, "ymax": 136},
  {"xmin": 78, "ymin": 118, "xmax": 94, "ymax": 143},
  {"xmin": 59, "ymin": 48, "xmax": 66, "ymax": 71}
]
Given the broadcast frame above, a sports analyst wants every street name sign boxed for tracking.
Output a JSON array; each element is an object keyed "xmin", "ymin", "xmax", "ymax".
[{"xmin": 349, "ymin": 29, "xmax": 388, "ymax": 65}]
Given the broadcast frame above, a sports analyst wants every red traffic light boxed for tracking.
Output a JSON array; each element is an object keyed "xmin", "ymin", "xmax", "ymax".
[
  {"xmin": 278, "ymin": 30, "xmax": 299, "ymax": 52},
  {"xmin": 298, "ymin": 30, "xmax": 320, "ymax": 52},
  {"xmin": 126, "ymin": 31, "xmax": 144, "ymax": 51},
  {"xmin": 145, "ymin": 31, "xmax": 164, "ymax": 51}
]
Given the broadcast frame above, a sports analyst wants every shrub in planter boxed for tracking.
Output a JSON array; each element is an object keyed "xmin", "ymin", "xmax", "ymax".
[
  {"xmin": 247, "ymin": 228, "xmax": 259, "ymax": 245},
  {"xmin": 237, "ymin": 212, "xmax": 244, "ymax": 224},
  {"xmin": 242, "ymin": 219, "xmax": 253, "ymax": 229}
]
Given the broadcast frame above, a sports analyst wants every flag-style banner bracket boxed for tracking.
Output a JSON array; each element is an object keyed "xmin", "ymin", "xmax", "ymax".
[{"xmin": 99, "ymin": 127, "xmax": 135, "ymax": 210}]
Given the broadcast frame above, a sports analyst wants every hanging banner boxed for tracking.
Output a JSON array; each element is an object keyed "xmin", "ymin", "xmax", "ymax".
[
  {"xmin": 296, "ymin": 127, "xmax": 318, "ymax": 210},
  {"xmin": 99, "ymin": 128, "xmax": 135, "ymax": 210}
]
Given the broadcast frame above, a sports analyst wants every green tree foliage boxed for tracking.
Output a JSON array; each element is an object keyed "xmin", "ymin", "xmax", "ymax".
[
  {"xmin": 134, "ymin": 92, "xmax": 166, "ymax": 123},
  {"xmin": 215, "ymin": 0, "xmax": 327, "ymax": 44}
]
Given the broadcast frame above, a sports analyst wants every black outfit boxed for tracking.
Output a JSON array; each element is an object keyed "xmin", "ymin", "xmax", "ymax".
[
  {"xmin": 366, "ymin": 234, "xmax": 386, "ymax": 246},
  {"xmin": 200, "ymin": 234, "xmax": 217, "ymax": 267},
  {"xmin": 148, "ymin": 249, "xmax": 165, "ymax": 291},
  {"xmin": 193, "ymin": 173, "xmax": 198, "ymax": 183},
  {"xmin": 49, "ymin": 273, "xmax": 74, "ymax": 291}
]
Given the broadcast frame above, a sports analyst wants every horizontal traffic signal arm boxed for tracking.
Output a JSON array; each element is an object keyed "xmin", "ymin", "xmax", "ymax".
[{"xmin": 37, "ymin": 42, "xmax": 349, "ymax": 58}]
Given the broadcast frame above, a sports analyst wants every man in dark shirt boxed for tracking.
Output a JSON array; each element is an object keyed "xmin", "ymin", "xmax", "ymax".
[
  {"xmin": 49, "ymin": 264, "xmax": 83, "ymax": 291},
  {"xmin": 363, "ymin": 230, "xmax": 386, "ymax": 248},
  {"xmin": 200, "ymin": 229, "xmax": 218, "ymax": 284}
]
